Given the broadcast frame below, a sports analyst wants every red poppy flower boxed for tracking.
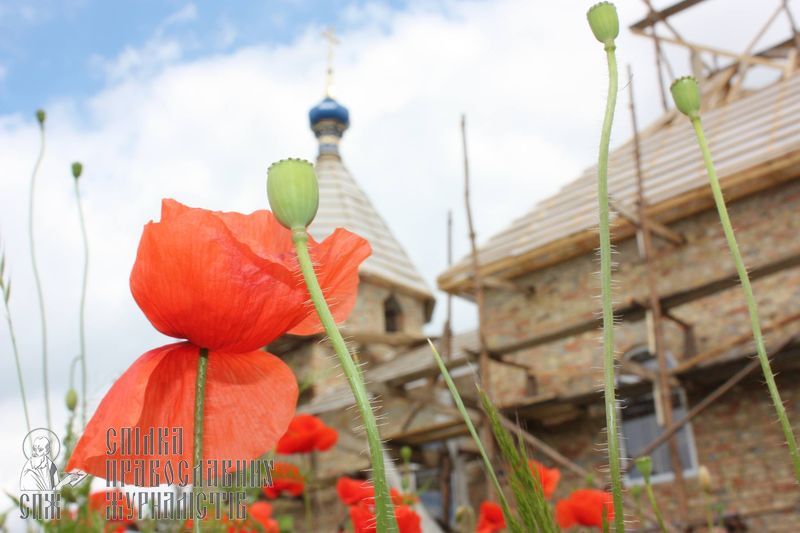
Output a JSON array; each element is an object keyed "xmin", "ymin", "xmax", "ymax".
[
  {"xmin": 67, "ymin": 199, "xmax": 370, "ymax": 485},
  {"xmin": 476, "ymin": 501, "xmax": 506, "ymax": 533},
  {"xmin": 337, "ymin": 476, "xmax": 376, "ymax": 506},
  {"xmin": 528, "ymin": 460, "xmax": 561, "ymax": 499},
  {"xmin": 349, "ymin": 501, "xmax": 421, "ymax": 533},
  {"xmin": 555, "ymin": 489, "xmax": 615, "ymax": 530},
  {"xmin": 263, "ymin": 462, "xmax": 305, "ymax": 499},
  {"xmin": 228, "ymin": 501, "xmax": 280, "ymax": 533},
  {"xmin": 277, "ymin": 413, "xmax": 339, "ymax": 454},
  {"xmin": 88, "ymin": 489, "xmax": 136, "ymax": 533}
]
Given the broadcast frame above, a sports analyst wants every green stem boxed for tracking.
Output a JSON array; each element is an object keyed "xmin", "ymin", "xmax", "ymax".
[
  {"xmin": 597, "ymin": 43, "xmax": 624, "ymax": 531},
  {"xmin": 2, "ymin": 296, "xmax": 31, "ymax": 433},
  {"xmin": 29, "ymin": 121, "xmax": 51, "ymax": 430},
  {"xmin": 303, "ymin": 455, "xmax": 313, "ymax": 531},
  {"xmin": 292, "ymin": 230, "xmax": 398, "ymax": 532},
  {"xmin": 691, "ymin": 117, "xmax": 800, "ymax": 482},
  {"xmin": 428, "ymin": 341, "xmax": 515, "ymax": 528},
  {"xmin": 643, "ymin": 478, "xmax": 666, "ymax": 533},
  {"xmin": 193, "ymin": 348, "xmax": 209, "ymax": 533},
  {"xmin": 74, "ymin": 179, "xmax": 90, "ymax": 429},
  {"xmin": 704, "ymin": 491, "xmax": 713, "ymax": 533}
]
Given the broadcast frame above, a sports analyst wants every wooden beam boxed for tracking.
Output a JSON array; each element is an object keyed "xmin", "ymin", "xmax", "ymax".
[
  {"xmin": 630, "ymin": 0, "xmax": 705, "ymax": 31},
  {"xmin": 610, "ymin": 199, "xmax": 686, "ymax": 246},
  {"xmin": 672, "ymin": 312, "xmax": 800, "ymax": 374},
  {"xmin": 491, "ymin": 251, "xmax": 800, "ymax": 358}
]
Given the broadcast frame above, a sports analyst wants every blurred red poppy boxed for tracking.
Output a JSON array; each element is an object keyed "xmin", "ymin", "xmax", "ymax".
[
  {"xmin": 476, "ymin": 501, "xmax": 506, "ymax": 533},
  {"xmin": 528, "ymin": 460, "xmax": 561, "ymax": 499},
  {"xmin": 336, "ymin": 476, "xmax": 417, "ymax": 508},
  {"xmin": 228, "ymin": 501, "xmax": 280, "ymax": 533},
  {"xmin": 67, "ymin": 199, "xmax": 370, "ymax": 484},
  {"xmin": 263, "ymin": 462, "xmax": 305, "ymax": 499},
  {"xmin": 349, "ymin": 500, "xmax": 421, "ymax": 533},
  {"xmin": 277, "ymin": 413, "xmax": 339, "ymax": 454},
  {"xmin": 555, "ymin": 489, "xmax": 614, "ymax": 530},
  {"xmin": 337, "ymin": 476, "xmax": 376, "ymax": 506}
]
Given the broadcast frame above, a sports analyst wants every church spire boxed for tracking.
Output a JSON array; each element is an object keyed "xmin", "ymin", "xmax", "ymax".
[{"xmin": 309, "ymin": 27, "xmax": 349, "ymax": 159}]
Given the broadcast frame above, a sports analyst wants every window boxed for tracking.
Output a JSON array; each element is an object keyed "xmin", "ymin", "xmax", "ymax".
[
  {"xmin": 619, "ymin": 347, "xmax": 699, "ymax": 484},
  {"xmin": 383, "ymin": 294, "xmax": 403, "ymax": 333}
]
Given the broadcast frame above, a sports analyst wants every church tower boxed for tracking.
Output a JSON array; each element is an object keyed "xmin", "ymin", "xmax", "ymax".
[{"xmin": 270, "ymin": 90, "xmax": 435, "ymax": 399}]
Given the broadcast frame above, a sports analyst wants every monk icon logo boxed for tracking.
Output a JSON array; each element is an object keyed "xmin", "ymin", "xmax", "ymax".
[{"xmin": 19, "ymin": 428, "xmax": 87, "ymax": 492}]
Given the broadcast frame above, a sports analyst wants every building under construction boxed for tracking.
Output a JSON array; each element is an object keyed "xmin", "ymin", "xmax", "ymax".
[{"xmin": 273, "ymin": 1, "xmax": 800, "ymax": 530}]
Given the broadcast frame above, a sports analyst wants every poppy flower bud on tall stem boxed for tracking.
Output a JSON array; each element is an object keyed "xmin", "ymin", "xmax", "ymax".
[
  {"xmin": 670, "ymin": 76, "xmax": 701, "ymax": 119},
  {"xmin": 36, "ymin": 109, "xmax": 46, "ymax": 126},
  {"xmin": 72, "ymin": 162, "xmax": 83, "ymax": 180},
  {"xmin": 587, "ymin": 2, "xmax": 619, "ymax": 47},
  {"xmin": 270, "ymin": 158, "xmax": 398, "ymax": 532},
  {"xmin": 267, "ymin": 159, "xmax": 319, "ymax": 230},
  {"xmin": 65, "ymin": 388, "xmax": 78, "ymax": 412}
]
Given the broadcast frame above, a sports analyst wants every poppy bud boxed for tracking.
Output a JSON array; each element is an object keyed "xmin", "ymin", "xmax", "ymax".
[
  {"xmin": 72, "ymin": 162, "xmax": 83, "ymax": 180},
  {"xmin": 634, "ymin": 456, "xmax": 653, "ymax": 479},
  {"xmin": 587, "ymin": 2, "xmax": 619, "ymax": 46},
  {"xmin": 401, "ymin": 445, "xmax": 412, "ymax": 464},
  {"xmin": 36, "ymin": 109, "xmax": 46, "ymax": 125},
  {"xmin": 670, "ymin": 76, "xmax": 701, "ymax": 119},
  {"xmin": 267, "ymin": 158, "xmax": 319, "ymax": 230},
  {"xmin": 698, "ymin": 465, "xmax": 712, "ymax": 492},
  {"xmin": 66, "ymin": 388, "xmax": 78, "ymax": 412}
]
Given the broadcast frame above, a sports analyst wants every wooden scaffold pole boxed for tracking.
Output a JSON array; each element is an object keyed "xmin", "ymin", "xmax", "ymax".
[{"xmin": 627, "ymin": 65, "xmax": 689, "ymax": 517}]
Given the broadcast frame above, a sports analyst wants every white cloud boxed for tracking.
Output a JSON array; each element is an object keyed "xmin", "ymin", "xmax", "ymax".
[{"xmin": 0, "ymin": 0, "xmax": 788, "ymax": 495}]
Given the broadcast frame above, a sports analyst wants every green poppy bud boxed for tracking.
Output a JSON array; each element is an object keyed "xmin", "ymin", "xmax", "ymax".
[
  {"xmin": 670, "ymin": 76, "xmax": 701, "ymax": 119},
  {"xmin": 401, "ymin": 445, "xmax": 412, "ymax": 464},
  {"xmin": 35, "ymin": 109, "xmax": 46, "ymax": 125},
  {"xmin": 635, "ymin": 455, "xmax": 653, "ymax": 479},
  {"xmin": 267, "ymin": 158, "xmax": 319, "ymax": 231},
  {"xmin": 71, "ymin": 162, "xmax": 83, "ymax": 180},
  {"xmin": 66, "ymin": 388, "xmax": 78, "ymax": 412},
  {"xmin": 587, "ymin": 2, "xmax": 619, "ymax": 45}
]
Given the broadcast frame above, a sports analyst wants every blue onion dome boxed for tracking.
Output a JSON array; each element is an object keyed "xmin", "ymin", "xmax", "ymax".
[{"xmin": 309, "ymin": 96, "xmax": 350, "ymax": 128}]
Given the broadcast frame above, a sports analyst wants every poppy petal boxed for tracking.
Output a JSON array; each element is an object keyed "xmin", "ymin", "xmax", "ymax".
[
  {"xmin": 287, "ymin": 228, "xmax": 371, "ymax": 336},
  {"xmin": 67, "ymin": 342, "xmax": 298, "ymax": 485},
  {"xmin": 130, "ymin": 203, "xmax": 308, "ymax": 352}
]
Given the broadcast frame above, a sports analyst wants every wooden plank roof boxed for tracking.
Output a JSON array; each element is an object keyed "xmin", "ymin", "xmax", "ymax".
[
  {"xmin": 310, "ymin": 155, "xmax": 434, "ymax": 300},
  {"xmin": 438, "ymin": 73, "xmax": 800, "ymax": 293}
]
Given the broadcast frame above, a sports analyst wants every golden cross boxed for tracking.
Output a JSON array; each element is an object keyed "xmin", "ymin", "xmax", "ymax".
[{"xmin": 322, "ymin": 27, "xmax": 339, "ymax": 96}]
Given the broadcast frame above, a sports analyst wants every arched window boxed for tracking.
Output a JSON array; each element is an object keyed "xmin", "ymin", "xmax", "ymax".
[
  {"xmin": 619, "ymin": 346, "xmax": 699, "ymax": 484},
  {"xmin": 383, "ymin": 294, "xmax": 403, "ymax": 333}
]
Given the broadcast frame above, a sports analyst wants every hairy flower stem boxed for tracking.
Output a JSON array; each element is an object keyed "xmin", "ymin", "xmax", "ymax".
[
  {"xmin": 29, "ymin": 119, "xmax": 51, "ymax": 430},
  {"xmin": 3, "ymin": 294, "xmax": 31, "ymax": 433},
  {"xmin": 690, "ymin": 117, "xmax": 800, "ymax": 482},
  {"xmin": 292, "ymin": 229, "xmax": 398, "ymax": 532},
  {"xmin": 74, "ymin": 178, "xmax": 89, "ymax": 429},
  {"xmin": 193, "ymin": 348, "xmax": 209, "ymax": 533},
  {"xmin": 597, "ymin": 44, "xmax": 624, "ymax": 531},
  {"xmin": 704, "ymin": 492, "xmax": 714, "ymax": 533},
  {"xmin": 643, "ymin": 477, "xmax": 666, "ymax": 533}
]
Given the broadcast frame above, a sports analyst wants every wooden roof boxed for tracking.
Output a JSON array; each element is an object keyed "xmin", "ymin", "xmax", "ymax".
[
  {"xmin": 310, "ymin": 154, "xmax": 434, "ymax": 300},
  {"xmin": 438, "ymin": 73, "xmax": 800, "ymax": 293}
]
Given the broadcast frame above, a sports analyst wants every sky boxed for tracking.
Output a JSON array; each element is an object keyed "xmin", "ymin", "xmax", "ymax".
[{"xmin": 0, "ymin": 0, "xmax": 793, "ymax": 504}]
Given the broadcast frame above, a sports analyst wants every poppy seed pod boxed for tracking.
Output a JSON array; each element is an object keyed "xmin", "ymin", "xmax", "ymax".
[
  {"xmin": 587, "ymin": 2, "xmax": 619, "ymax": 45},
  {"xmin": 267, "ymin": 158, "xmax": 320, "ymax": 230},
  {"xmin": 72, "ymin": 162, "xmax": 83, "ymax": 180},
  {"xmin": 635, "ymin": 455, "xmax": 653, "ymax": 479},
  {"xmin": 671, "ymin": 76, "xmax": 701, "ymax": 118},
  {"xmin": 66, "ymin": 388, "xmax": 78, "ymax": 412},
  {"xmin": 401, "ymin": 445, "xmax": 412, "ymax": 464},
  {"xmin": 36, "ymin": 109, "xmax": 46, "ymax": 125}
]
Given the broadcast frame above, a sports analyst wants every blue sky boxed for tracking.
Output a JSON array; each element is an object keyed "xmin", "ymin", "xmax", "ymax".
[{"xmin": 0, "ymin": 0, "xmax": 413, "ymax": 114}]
